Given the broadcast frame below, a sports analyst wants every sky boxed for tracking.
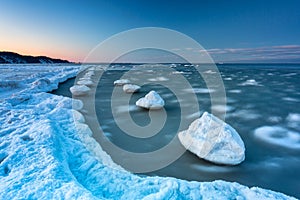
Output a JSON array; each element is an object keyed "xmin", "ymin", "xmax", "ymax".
[{"xmin": 0, "ymin": 0, "xmax": 300, "ymax": 63}]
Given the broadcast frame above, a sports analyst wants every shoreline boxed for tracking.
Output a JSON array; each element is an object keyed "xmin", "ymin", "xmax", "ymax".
[{"xmin": 0, "ymin": 64, "xmax": 298, "ymax": 199}]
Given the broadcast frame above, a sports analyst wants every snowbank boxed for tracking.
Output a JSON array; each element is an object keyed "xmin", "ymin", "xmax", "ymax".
[
  {"xmin": 1, "ymin": 93, "xmax": 295, "ymax": 199},
  {"xmin": 0, "ymin": 64, "xmax": 79, "ymax": 102}
]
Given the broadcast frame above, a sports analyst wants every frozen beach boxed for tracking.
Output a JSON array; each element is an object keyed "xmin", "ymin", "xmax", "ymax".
[{"xmin": 0, "ymin": 63, "xmax": 299, "ymax": 199}]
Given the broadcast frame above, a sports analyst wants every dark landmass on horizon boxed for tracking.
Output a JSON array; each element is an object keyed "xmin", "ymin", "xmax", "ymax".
[
  {"xmin": 0, "ymin": 51, "xmax": 70, "ymax": 64},
  {"xmin": 1, "ymin": 51, "xmax": 299, "ymax": 65}
]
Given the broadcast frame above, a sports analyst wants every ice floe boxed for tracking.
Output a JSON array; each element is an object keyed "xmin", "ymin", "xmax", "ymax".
[
  {"xmin": 190, "ymin": 164, "xmax": 234, "ymax": 173},
  {"xmin": 178, "ymin": 112, "xmax": 245, "ymax": 165},
  {"xmin": 226, "ymin": 109, "xmax": 260, "ymax": 121},
  {"xmin": 85, "ymin": 70, "xmax": 95, "ymax": 77},
  {"xmin": 72, "ymin": 109, "xmax": 85, "ymax": 123},
  {"xmin": 240, "ymin": 79, "xmax": 261, "ymax": 86},
  {"xmin": 254, "ymin": 126, "xmax": 300, "ymax": 150},
  {"xmin": 79, "ymin": 76, "xmax": 92, "ymax": 81},
  {"xmin": 184, "ymin": 88, "xmax": 215, "ymax": 94},
  {"xmin": 281, "ymin": 72, "xmax": 297, "ymax": 77},
  {"xmin": 72, "ymin": 99, "xmax": 84, "ymax": 111},
  {"xmin": 286, "ymin": 113, "xmax": 300, "ymax": 130},
  {"xmin": 114, "ymin": 79, "xmax": 131, "ymax": 86},
  {"xmin": 148, "ymin": 76, "xmax": 169, "ymax": 81},
  {"xmin": 70, "ymin": 85, "xmax": 90, "ymax": 96},
  {"xmin": 282, "ymin": 97, "xmax": 300, "ymax": 102},
  {"xmin": 228, "ymin": 89, "xmax": 242, "ymax": 93},
  {"xmin": 211, "ymin": 104, "xmax": 234, "ymax": 113},
  {"xmin": 77, "ymin": 79, "xmax": 94, "ymax": 86},
  {"xmin": 114, "ymin": 105, "xmax": 139, "ymax": 113},
  {"xmin": 172, "ymin": 71, "xmax": 185, "ymax": 74},
  {"xmin": 186, "ymin": 111, "xmax": 202, "ymax": 119},
  {"xmin": 123, "ymin": 84, "xmax": 141, "ymax": 93},
  {"xmin": 203, "ymin": 70, "xmax": 217, "ymax": 74},
  {"xmin": 267, "ymin": 116, "xmax": 282, "ymax": 123},
  {"xmin": 136, "ymin": 90, "xmax": 165, "ymax": 109}
]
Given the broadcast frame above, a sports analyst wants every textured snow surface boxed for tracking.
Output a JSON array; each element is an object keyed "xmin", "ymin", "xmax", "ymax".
[
  {"xmin": 136, "ymin": 90, "xmax": 165, "ymax": 109},
  {"xmin": 178, "ymin": 112, "xmax": 245, "ymax": 165},
  {"xmin": 0, "ymin": 65, "xmax": 296, "ymax": 199},
  {"xmin": 1, "ymin": 93, "xmax": 295, "ymax": 200},
  {"xmin": 0, "ymin": 64, "xmax": 79, "ymax": 103}
]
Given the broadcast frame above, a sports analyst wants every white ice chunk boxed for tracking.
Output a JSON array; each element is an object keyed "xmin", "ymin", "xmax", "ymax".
[
  {"xmin": 286, "ymin": 113, "xmax": 300, "ymax": 129},
  {"xmin": 228, "ymin": 89, "xmax": 242, "ymax": 93},
  {"xmin": 211, "ymin": 105, "xmax": 234, "ymax": 113},
  {"xmin": 148, "ymin": 76, "xmax": 169, "ymax": 81},
  {"xmin": 85, "ymin": 71, "xmax": 95, "ymax": 77},
  {"xmin": 240, "ymin": 79, "xmax": 261, "ymax": 86},
  {"xmin": 282, "ymin": 97, "xmax": 299, "ymax": 102},
  {"xmin": 172, "ymin": 71, "xmax": 184, "ymax": 74},
  {"xmin": 184, "ymin": 88, "xmax": 215, "ymax": 94},
  {"xmin": 114, "ymin": 79, "xmax": 130, "ymax": 86},
  {"xmin": 75, "ymin": 122, "xmax": 93, "ymax": 136},
  {"xmin": 136, "ymin": 90, "xmax": 165, "ymax": 109},
  {"xmin": 71, "ymin": 110, "xmax": 85, "ymax": 123},
  {"xmin": 77, "ymin": 80, "xmax": 94, "ymax": 86},
  {"xmin": 115, "ymin": 105, "xmax": 139, "ymax": 113},
  {"xmin": 123, "ymin": 84, "xmax": 141, "ymax": 93},
  {"xmin": 70, "ymin": 85, "xmax": 90, "ymax": 96},
  {"xmin": 72, "ymin": 99, "xmax": 84, "ymax": 111},
  {"xmin": 226, "ymin": 109, "xmax": 260, "ymax": 120},
  {"xmin": 178, "ymin": 112, "xmax": 245, "ymax": 165},
  {"xmin": 203, "ymin": 70, "xmax": 217, "ymax": 74},
  {"xmin": 87, "ymin": 67, "xmax": 96, "ymax": 71},
  {"xmin": 79, "ymin": 77, "xmax": 92, "ymax": 81},
  {"xmin": 267, "ymin": 116, "xmax": 282, "ymax": 123}
]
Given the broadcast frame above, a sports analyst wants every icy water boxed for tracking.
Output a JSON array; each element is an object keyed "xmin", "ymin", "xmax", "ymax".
[{"xmin": 52, "ymin": 64, "xmax": 300, "ymax": 198}]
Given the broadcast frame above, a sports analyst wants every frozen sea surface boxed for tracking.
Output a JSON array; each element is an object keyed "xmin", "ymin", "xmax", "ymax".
[
  {"xmin": 73, "ymin": 64, "xmax": 300, "ymax": 198},
  {"xmin": 0, "ymin": 64, "xmax": 298, "ymax": 199}
]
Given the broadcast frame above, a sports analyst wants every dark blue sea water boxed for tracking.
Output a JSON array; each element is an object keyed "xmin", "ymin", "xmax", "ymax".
[{"xmin": 52, "ymin": 63, "xmax": 300, "ymax": 198}]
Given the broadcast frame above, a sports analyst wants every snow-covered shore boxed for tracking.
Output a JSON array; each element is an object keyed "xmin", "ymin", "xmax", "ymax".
[
  {"xmin": 0, "ymin": 64, "xmax": 79, "ymax": 103},
  {"xmin": 0, "ymin": 65, "xmax": 296, "ymax": 199}
]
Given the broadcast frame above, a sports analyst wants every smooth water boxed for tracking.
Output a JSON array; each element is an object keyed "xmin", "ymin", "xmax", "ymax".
[{"xmin": 52, "ymin": 64, "xmax": 300, "ymax": 198}]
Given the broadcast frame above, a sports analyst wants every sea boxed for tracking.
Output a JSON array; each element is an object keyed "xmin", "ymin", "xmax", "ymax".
[{"xmin": 52, "ymin": 63, "xmax": 300, "ymax": 198}]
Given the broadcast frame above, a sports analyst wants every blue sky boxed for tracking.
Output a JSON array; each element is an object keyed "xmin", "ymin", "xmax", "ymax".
[{"xmin": 0, "ymin": 0, "xmax": 300, "ymax": 62}]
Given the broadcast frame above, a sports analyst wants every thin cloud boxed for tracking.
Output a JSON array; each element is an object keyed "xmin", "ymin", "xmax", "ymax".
[{"xmin": 203, "ymin": 45, "xmax": 300, "ymax": 62}]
